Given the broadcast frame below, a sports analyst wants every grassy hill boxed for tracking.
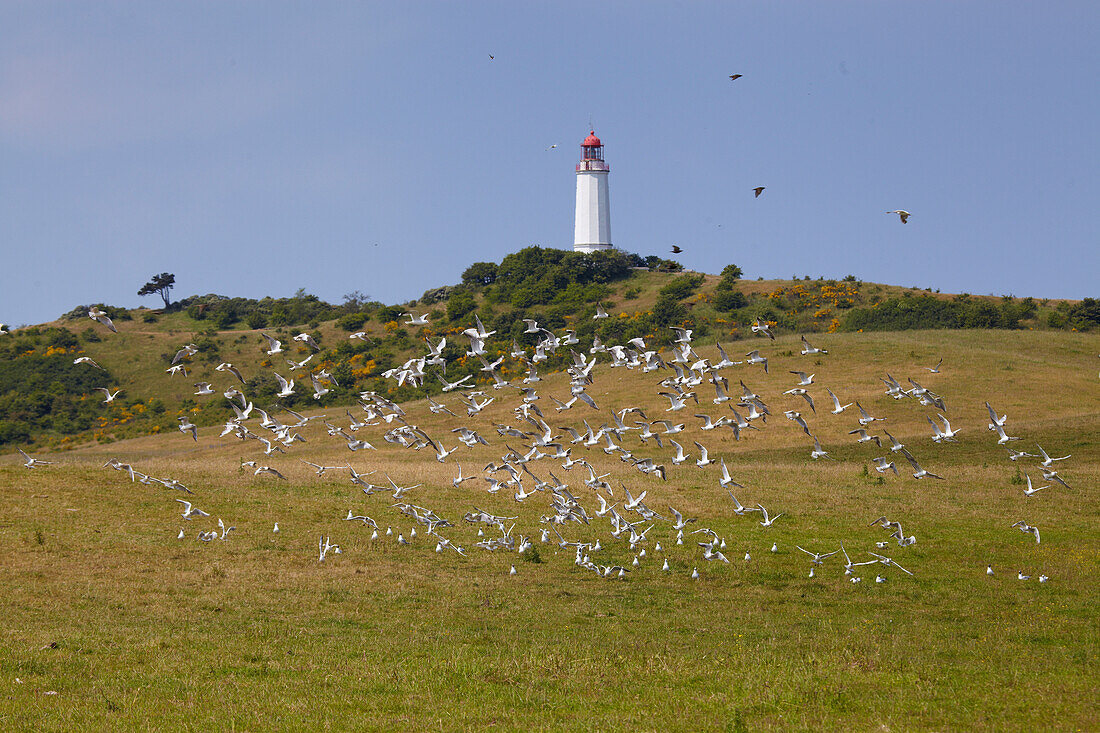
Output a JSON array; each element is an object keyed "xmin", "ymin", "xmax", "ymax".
[
  {"xmin": 1, "ymin": 321, "xmax": 1098, "ymax": 728},
  {"xmin": 2, "ymin": 247, "xmax": 1096, "ymax": 451}
]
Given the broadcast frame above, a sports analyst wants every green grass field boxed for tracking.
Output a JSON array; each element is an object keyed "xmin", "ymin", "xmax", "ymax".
[{"xmin": 2, "ymin": 329, "xmax": 1097, "ymax": 731}]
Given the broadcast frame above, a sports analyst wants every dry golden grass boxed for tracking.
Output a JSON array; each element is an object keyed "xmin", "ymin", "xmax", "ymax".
[{"xmin": 1, "ymin": 329, "xmax": 1097, "ymax": 730}]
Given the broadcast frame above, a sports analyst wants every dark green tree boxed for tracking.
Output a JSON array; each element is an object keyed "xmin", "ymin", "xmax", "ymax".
[{"xmin": 137, "ymin": 273, "xmax": 176, "ymax": 308}]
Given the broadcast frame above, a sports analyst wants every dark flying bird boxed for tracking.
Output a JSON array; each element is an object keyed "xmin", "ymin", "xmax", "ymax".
[
  {"xmin": 670, "ymin": 245, "xmax": 683, "ymax": 254},
  {"xmin": 753, "ymin": 187, "xmax": 765, "ymax": 198}
]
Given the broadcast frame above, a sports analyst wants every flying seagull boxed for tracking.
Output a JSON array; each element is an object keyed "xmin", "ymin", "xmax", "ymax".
[{"xmin": 887, "ymin": 210, "xmax": 910, "ymax": 224}]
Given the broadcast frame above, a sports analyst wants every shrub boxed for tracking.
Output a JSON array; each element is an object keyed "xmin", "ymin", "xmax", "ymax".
[
  {"xmin": 336, "ymin": 312, "xmax": 367, "ymax": 331},
  {"xmin": 659, "ymin": 274, "xmax": 705, "ymax": 301},
  {"xmin": 374, "ymin": 305, "xmax": 404, "ymax": 324},
  {"xmin": 462, "ymin": 262, "xmax": 499, "ymax": 288},
  {"xmin": 713, "ymin": 290, "xmax": 748, "ymax": 311},
  {"xmin": 446, "ymin": 290, "xmax": 477, "ymax": 321},
  {"xmin": 720, "ymin": 264, "xmax": 743, "ymax": 282},
  {"xmin": 1067, "ymin": 297, "xmax": 1100, "ymax": 330}
]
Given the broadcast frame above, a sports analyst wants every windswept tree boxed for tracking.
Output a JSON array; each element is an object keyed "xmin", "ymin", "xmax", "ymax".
[{"xmin": 137, "ymin": 273, "xmax": 176, "ymax": 308}]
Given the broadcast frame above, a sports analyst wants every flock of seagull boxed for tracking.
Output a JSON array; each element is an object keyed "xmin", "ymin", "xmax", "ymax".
[{"xmin": 13, "ymin": 303, "xmax": 1084, "ymax": 586}]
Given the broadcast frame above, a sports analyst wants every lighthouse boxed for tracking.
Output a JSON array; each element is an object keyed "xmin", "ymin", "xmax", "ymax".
[{"xmin": 573, "ymin": 130, "xmax": 612, "ymax": 253}]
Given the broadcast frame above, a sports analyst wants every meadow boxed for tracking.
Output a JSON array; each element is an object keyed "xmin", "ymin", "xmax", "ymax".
[{"xmin": 1, "ymin": 329, "xmax": 1097, "ymax": 731}]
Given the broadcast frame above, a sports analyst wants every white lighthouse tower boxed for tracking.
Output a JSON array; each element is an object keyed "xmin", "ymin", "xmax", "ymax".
[{"xmin": 573, "ymin": 130, "xmax": 612, "ymax": 252}]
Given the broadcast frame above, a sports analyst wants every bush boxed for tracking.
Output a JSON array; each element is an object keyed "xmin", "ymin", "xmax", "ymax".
[
  {"xmin": 245, "ymin": 311, "xmax": 268, "ymax": 329},
  {"xmin": 720, "ymin": 264, "xmax": 743, "ymax": 282},
  {"xmin": 336, "ymin": 312, "xmax": 367, "ymax": 331},
  {"xmin": 374, "ymin": 305, "xmax": 404, "ymax": 324},
  {"xmin": 462, "ymin": 262, "xmax": 499, "ymax": 288},
  {"xmin": 1067, "ymin": 297, "xmax": 1100, "ymax": 330},
  {"xmin": 651, "ymin": 293, "xmax": 687, "ymax": 326},
  {"xmin": 446, "ymin": 290, "xmax": 477, "ymax": 321},
  {"xmin": 842, "ymin": 295, "xmax": 1028, "ymax": 331},
  {"xmin": 713, "ymin": 290, "xmax": 748, "ymax": 311},
  {"xmin": 659, "ymin": 274, "xmax": 705, "ymax": 301}
]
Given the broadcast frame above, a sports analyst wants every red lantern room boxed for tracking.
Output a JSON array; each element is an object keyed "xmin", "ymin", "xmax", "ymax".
[{"xmin": 577, "ymin": 130, "xmax": 609, "ymax": 172}]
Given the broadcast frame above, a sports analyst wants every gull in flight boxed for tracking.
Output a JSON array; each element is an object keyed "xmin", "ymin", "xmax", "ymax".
[
  {"xmin": 887, "ymin": 210, "xmax": 910, "ymax": 224},
  {"xmin": 784, "ymin": 387, "xmax": 815, "ymax": 413},
  {"xmin": 319, "ymin": 536, "xmax": 341, "ymax": 562},
  {"xmin": 790, "ymin": 371, "xmax": 815, "ymax": 386},
  {"xmin": 438, "ymin": 374, "xmax": 473, "ymax": 392},
  {"xmin": 73, "ymin": 356, "xmax": 105, "ymax": 370},
  {"xmin": 719, "ymin": 458, "xmax": 744, "ymax": 489},
  {"xmin": 261, "ymin": 333, "xmax": 284, "ymax": 355},
  {"xmin": 785, "ymin": 410, "xmax": 811, "ymax": 436},
  {"xmin": 928, "ymin": 414, "xmax": 961, "ymax": 442},
  {"xmin": 869, "ymin": 552, "xmax": 913, "ymax": 575},
  {"xmin": 693, "ymin": 441, "xmax": 714, "ymax": 468},
  {"xmin": 799, "ymin": 335, "xmax": 827, "ymax": 355},
  {"xmin": 855, "ymin": 402, "xmax": 885, "ymax": 427},
  {"xmin": 984, "ymin": 401, "xmax": 1009, "ymax": 431},
  {"xmin": 883, "ymin": 431, "xmax": 905, "ymax": 453},
  {"xmin": 301, "ymin": 460, "xmax": 342, "ymax": 477},
  {"xmin": 872, "ymin": 456, "xmax": 899, "ymax": 475},
  {"xmin": 1010, "ymin": 521, "xmax": 1041, "ymax": 544},
  {"xmin": 177, "ymin": 416, "xmax": 197, "ymax": 441},
  {"xmin": 593, "ymin": 304, "xmax": 609, "ymax": 319},
  {"xmin": 293, "ymin": 333, "xmax": 321, "ymax": 351},
  {"xmin": 757, "ymin": 504, "xmax": 783, "ymax": 527},
  {"xmin": 727, "ymin": 492, "xmax": 758, "ymax": 516},
  {"xmin": 255, "ymin": 466, "xmax": 287, "ymax": 480},
  {"xmin": 810, "ymin": 435, "xmax": 834, "ymax": 460},
  {"xmin": 170, "ymin": 344, "xmax": 198, "ymax": 365},
  {"xmin": 1036, "ymin": 445, "xmax": 1071, "ymax": 468},
  {"xmin": 95, "ymin": 387, "xmax": 123, "ymax": 403},
  {"xmin": 404, "ymin": 311, "xmax": 429, "ymax": 326},
  {"xmin": 215, "ymin": 362, "xmax": 246, "ymax": 384},
  {"xmin": 824, "ymin": 388, "xmax": 853, "ymax": 415},
  {"xmin": 925, "ymin": 358, "xmax": 943, "ymax": 373},
  {"xmin": 1023, "ymin": 475, "xmax": 1049, "ymax": 498},
  {"xmin": 750, "ymin": 319, "xmax": 774, "ymax": 340},
  {"xmin": 176, "ymin": 499, "xmax": 210, "ymax": 520},
  {"xmin": 274, "ymin": 373, "xmax": 295, "ymax": 398},
  {"xmin": 993, "ymin": 424, "xmax": 1020, "ymax": 445},
  {"xmin": 744, "ymin": 350, "xmax": 769, "ymax": 373},
  {"xmin": 841, "ymin": 545, "xmax": 878, "ymax": 575},
  {"xmin": 901, "ymin": 450, "xmax": 944, "ymax": 480},
  {"xmin": 18, "ymin": 449, "xmax": 54, "ymax": 469},
  {"xmin": 88, "ymin": 307, "xmax": 117, "ymax": 332},
  {"xmin": 850, "ymin": 428, "xmax": 881, "ymax": 447},
  {"xmin": 797, "ymin": 546, "xmax": 839, "ymax": 565}
]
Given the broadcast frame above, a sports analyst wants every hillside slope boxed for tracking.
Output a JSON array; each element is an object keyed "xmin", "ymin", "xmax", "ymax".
[{"xmin": 1, "ymin": 246, "xmax": 1096, "ymax": 450}]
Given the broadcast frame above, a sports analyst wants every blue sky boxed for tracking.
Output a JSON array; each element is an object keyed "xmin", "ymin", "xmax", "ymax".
[{"xmin": 2, "ymin": 1, "xmax": 1097, "ymax": 327}]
